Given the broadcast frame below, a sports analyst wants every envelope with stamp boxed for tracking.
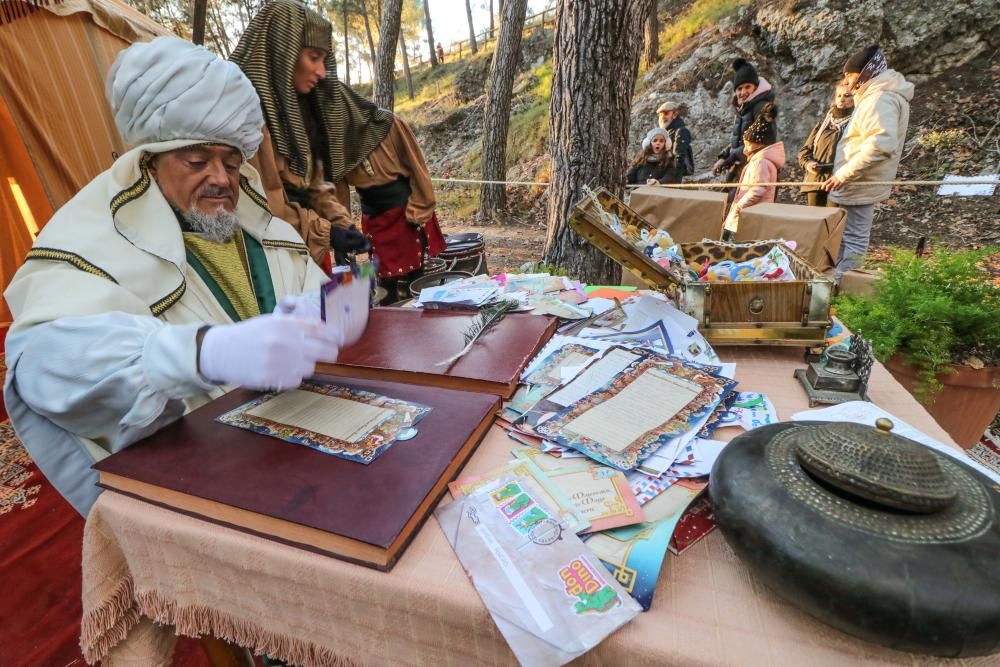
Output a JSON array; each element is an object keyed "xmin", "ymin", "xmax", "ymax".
[{"xmin": 436, "ymin": 474, "xmax": 641, "ymax": 667}]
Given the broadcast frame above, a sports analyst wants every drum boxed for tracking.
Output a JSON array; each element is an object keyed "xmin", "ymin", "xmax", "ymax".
[
  {"xmin": 711, "ymin": 420, "xmax": 1000, "ymax": 657},
  {"xmin": 421, "ymin": 256, "xmax": 447, "ymax": 277},
  {"xmin": 439, "ymin": 232, "xmax": 488, "ymax": 275}
]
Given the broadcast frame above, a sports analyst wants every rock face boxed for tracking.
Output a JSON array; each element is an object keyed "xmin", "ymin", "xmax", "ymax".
[{"xmin": 631, "ymin": 0, "xmax": 1000, "ymax": 175}]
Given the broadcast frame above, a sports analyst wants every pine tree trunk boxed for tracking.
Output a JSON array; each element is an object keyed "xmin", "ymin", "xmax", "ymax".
[
  {"xmin": 343, "ymin": 1, "xmax": 351, "ymax": 87},
  {"xmin": 361, "ymin": 0, "xmax": 377, "ymax": 72},
  {"xmin": 373, "ymin": 0, "xmax": 404, "ymax": 109},
  {"xmin": 479, "ymin": 0, "xmax": 529, "ymax": 221},
  {"xmin": 424, "ymin": 0, "xmax": 438, "ymax": 67},
  {"xmin": 399, "ymin": 31, "xmax": 414, "ymax": 100},
  {"xmin": 489, "ymin": 0, "xmax": 494, "ymax": 39},
  {"xmin": 464, "ymin": 0, "xmax": 478, "ymax": 54},
  {"xmin": 543, "ymin": 0, "xmax": 651, "ymax": 284},
  {"xmin": 643, "ymin": 2, "xmax": 659, "ymax": 69},
  {"xmin": 191, "ymin": 0, "xmax": 207, "ymax": 44}
]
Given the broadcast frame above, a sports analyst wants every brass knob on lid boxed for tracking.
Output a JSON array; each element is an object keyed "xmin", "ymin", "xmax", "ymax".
[{"xmin": 875, "ymin": 418, "xmax": 894, "ymax": 434}]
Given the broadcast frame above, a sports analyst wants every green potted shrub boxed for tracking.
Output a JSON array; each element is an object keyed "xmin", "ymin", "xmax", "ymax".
[{"xmin": 834, "ymin": 246, "xmax": 1000, "ymax": 447}]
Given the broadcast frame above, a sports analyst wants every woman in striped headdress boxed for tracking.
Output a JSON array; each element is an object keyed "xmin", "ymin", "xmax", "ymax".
[{"xmin": 231, "ymin": 0, "xmax": 445, "ymax": 295}]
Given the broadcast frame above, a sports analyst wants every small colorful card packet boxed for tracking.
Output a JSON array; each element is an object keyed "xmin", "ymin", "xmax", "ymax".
[
  {"xmin": 449, "ymin": 459, "xmax": 590, "ymax": 534},
  {"xmin": 321, "ymin": 263, "xmax": 376, "ymax": 346},
  {"xmin": 216, "ymin": 380, "xmax": 429, "ymax": 464},
  {"xmin": 436, "ymin": 474, "xmax": 641, "ymax": 667}
]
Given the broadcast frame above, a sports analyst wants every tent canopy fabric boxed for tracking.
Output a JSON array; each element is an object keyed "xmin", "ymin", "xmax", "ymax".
[{"xmin": 0, "ymin": 0, "xmax": 168, "ymax": 321}]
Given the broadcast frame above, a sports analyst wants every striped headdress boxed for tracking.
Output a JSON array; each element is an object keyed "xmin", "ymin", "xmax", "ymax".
[{"xmin": 230, "ymin": 0, "xmax": 393, "ymax": 183}]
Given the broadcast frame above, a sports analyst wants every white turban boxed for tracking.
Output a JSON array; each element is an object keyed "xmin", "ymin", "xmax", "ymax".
[{"xmin": 106, "ymin": 36, "xmax": 264, "ymax": 158}]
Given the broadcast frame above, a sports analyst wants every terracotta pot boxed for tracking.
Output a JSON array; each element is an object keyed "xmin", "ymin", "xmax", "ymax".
[{"xmin": 885, "ymin": 354, "xmax": 1000, "ymax": 448}]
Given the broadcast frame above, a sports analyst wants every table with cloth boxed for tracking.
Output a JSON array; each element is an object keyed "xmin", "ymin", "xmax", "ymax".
[{"xmin": 81, "ymin": 347, "xmax": 989, "ymax": 667}]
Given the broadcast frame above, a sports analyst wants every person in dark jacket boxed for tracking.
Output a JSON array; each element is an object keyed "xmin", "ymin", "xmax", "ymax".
[
  {"xmin": 627, "ymin": 127, "xmax": 677, "ymax": 186},
  {"xmin": 712, "ymin": 59, "xmax": 776, "ymax": 202},
  {"xmin": 657, "ymin": 101, "xmax": 694, "ymax": 183},
  {"xmin": 798, "ymin": 80, "xmax": 854, "ymax": 206}
]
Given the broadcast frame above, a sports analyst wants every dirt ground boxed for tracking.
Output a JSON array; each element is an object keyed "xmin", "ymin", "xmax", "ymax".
[{"xmin": 438, "ymin": 219, "xmax": 549, "ymax": 274}]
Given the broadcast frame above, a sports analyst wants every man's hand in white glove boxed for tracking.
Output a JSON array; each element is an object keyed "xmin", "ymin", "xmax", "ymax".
[
  {"xmin": 275, "ymin": 290, "xmax": 321, "ymax": 320},
  {"xmin": 197, "ymin": 314, "xmax": 340, "ymax": 391}
]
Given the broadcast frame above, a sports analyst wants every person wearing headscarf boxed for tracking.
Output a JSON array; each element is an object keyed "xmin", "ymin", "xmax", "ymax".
[
  {"xmin": 231, "ymin": 0, "xmax": 445, "ymax": 299},
  {"xmin": 798, "ymin": 80, "xmax": 854, "ymax": 207},
  {"xmin": 2, "ymin": 37, "xmax": 341, "ymax": 516},
  {"xmin": 822, "ymin": 44, "xmax": 913, "ymax": 280},
  {"xmin": 722, "ymin": 103, "xmax": 785, "ymax": 238},
  {"xmin": 627, "ymin": 127, "xmax": 677, "ymax": 185},
  {"xmin": 712, "ymin": 58, "xmax": 777, "ymax": 202}
]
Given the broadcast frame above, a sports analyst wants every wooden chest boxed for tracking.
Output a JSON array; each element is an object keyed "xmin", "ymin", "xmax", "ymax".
[{"xmin": 569, "ymin": 188, "xmax": 834, "ymax": 346}]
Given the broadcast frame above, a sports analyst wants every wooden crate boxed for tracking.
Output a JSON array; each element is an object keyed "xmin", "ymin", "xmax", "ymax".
[{"xmin": 569, "ymin": 188, "xmax": 834, "ymax": 346}]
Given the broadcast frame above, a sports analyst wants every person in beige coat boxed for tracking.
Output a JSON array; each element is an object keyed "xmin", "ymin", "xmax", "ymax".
[{"xmin": 823, "ymin": 44, "xmax": 913, "ymax": 280}]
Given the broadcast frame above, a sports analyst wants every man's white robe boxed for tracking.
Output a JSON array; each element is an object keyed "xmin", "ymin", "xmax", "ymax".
[{"xmin": 3, "ymin": 140, "xmax": 327, "ymax": 515}]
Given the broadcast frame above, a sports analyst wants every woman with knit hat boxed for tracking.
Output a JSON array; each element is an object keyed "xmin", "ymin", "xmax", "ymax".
[
  {"xmin": 231, "ymin": 0, "xmax": 445, "ymax": 297},
  {"xmin": 712, "ymin": 58, "xmax": 777, "ymax": 200},
  {"xmin": 627, "ymin": 127, "xmax": 678, "ymax": 186},
  {"xmin": 721, "ymin": 103, "xmax": 785, "ymax": 239},
  {"xmin": 798, "ymin": 80, "xmax": 854, "ymax": 207}
]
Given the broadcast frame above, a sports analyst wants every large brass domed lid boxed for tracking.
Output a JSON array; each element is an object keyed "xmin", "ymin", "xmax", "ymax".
[{"xmin": 793, "ymin": 419, "xmax": 959, "ymax": 513}]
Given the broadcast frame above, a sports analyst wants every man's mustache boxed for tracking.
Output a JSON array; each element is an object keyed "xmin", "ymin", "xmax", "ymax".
[{"xmin": 197, "ymin": 185, "xmax": 234, "ymax": 199}]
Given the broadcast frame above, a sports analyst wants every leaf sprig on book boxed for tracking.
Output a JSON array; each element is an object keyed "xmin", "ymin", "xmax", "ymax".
[{"xmin": 437, "ymin": 299, "xmax": 521, "ymax": 369}]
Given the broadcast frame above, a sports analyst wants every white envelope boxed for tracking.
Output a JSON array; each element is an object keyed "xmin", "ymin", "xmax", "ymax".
[{"xmin": 436, "ymin": 476, "xmax": 640, "ymax": 667}]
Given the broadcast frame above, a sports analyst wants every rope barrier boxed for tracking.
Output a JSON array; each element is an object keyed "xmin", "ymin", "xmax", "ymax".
[
  {"xmin": 626, "ymin": 179, "xmax": 1000, "ymax": 189},
  {"xmin": 431, "ymin": 177, "xmax": 551, "ymax": 187},
  {"xmin": 429, "ymin": 175, "xmax": 999, "ymax": 189}
]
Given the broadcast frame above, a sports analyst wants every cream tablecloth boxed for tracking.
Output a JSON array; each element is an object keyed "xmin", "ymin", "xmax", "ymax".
[{"xmin": 81, "ymin": 348, "xmax": 994, "ymax": 667}]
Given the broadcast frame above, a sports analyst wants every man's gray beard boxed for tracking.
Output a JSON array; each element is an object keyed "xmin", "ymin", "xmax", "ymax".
[{"xmin": 182, "ymin": 208, "xmax": 241, "ymax": 244}]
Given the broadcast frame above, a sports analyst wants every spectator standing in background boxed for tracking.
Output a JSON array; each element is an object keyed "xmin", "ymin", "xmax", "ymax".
[
  {"xmin": 713, "ymin": 58, "xmax": 776, "ymax": 203},
  {"xmin": 798, "ymin": 80, "xmax": 855, "ymax": 207},
  {"xmin": 823, "ymin": 44, "xmax": 913, "ymax": 281},
  {"xmin": 657, "ymin": 101, "xmax": 694, "ymax": 183}
]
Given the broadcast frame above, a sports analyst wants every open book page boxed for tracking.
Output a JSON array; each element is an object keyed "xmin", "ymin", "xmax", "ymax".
[
  {"xmin": 246, "ymin": 389, "xmax": 392, "ymax": 443},
  {"xmin": 561, "ymin": 369, "xmax": 702, "ymax": 454},
  {"xmin": 547, "ymin": 348, "xmax": 641, "ymax": 407}
]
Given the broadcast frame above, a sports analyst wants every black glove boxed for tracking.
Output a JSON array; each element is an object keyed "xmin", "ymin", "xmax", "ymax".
[{"xmin": 330, "ymin": 226, "xmax": 370, "ymax": 265}]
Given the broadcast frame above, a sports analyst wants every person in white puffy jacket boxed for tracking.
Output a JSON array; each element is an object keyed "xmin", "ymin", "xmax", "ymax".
[
  {"xmin": 3, "ymin": 37, "xmax": 346, "ymax": 516},
  {"xmin": 823, "ymin": 44, "xmax": 913, "ymax": 280}
]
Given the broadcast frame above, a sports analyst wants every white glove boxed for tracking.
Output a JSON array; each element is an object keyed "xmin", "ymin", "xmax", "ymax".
[
  {"xmin": 198, "ymin": 314, "xmax": 340, "ymax": 391},
  {"xmin": 275, "ymin": 290, "xmax": 321, "ymax": 320}
]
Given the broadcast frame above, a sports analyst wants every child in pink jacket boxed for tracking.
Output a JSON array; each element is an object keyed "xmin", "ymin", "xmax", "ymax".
[{"xmin": 722, "ymin": 103, "xmax": 785, "ymax": 237}]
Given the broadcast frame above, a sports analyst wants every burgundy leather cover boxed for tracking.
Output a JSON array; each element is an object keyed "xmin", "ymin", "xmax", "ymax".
[
  {"xmin": 93, "ymin": 377, "xmax": 499, "ymax": 549},
  {"xmin": 328, "ymin": 308, "xmax": 556, "ymax": 388}
]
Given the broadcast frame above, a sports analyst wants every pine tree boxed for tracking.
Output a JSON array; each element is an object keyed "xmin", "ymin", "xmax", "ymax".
[
  {"xmin": 543, "ymin": 0, "xmax": 652, "ymax": 283},
  {"xmin": 479, "ymin": 0, "xmax": 530, "ymax": 220},
  {"xmin": 373, "ymin": 0, "xmax": 404, "ymax": 109},
  {"xmin": 464, "ymin": 0, "xmax": 478, "ymax": 54}
]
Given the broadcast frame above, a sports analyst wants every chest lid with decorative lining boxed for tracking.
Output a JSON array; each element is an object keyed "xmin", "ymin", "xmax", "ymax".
[{"xmin": 569, "ymin": 187, "xmax": 834, "ymax": 346}]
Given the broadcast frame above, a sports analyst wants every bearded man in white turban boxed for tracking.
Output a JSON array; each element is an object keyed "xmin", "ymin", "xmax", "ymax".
[{"xmin": 3, "ymin": 36, "xmax": 344, "ymax": 516}]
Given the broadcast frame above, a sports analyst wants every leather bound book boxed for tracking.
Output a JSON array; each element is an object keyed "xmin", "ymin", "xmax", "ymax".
[
  {"xmin": 94, "ymin": 376, "xmax": 500, "ymax": 571},
  {"xmin": 316, "ymin": 308, "xmax": 557, "ymax": 399}
]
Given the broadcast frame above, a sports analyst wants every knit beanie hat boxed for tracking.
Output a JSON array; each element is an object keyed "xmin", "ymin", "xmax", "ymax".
[
  {"xmin": 844, "ymin": 44, "xmax": 880, "ymax": 74},
  {"xmin": 732, "ymin": 58, "xmax": 759, "ymax": 88},
  {"xmin": 743, "ymin": 103, "xmax": 778, "ymax": 145},
  {"xmin": 641, "ymin": 127, "xmax": 672, "ymax": 151}
]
